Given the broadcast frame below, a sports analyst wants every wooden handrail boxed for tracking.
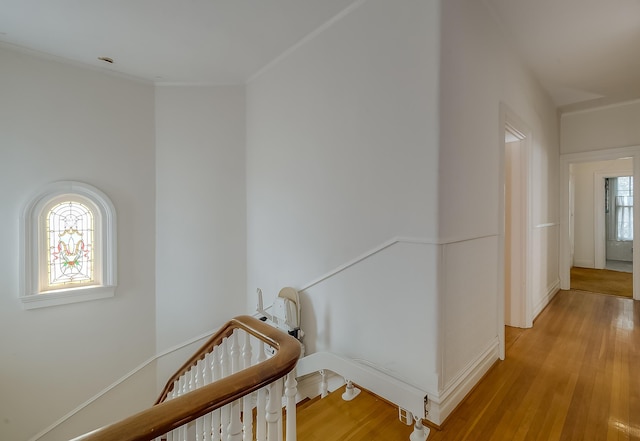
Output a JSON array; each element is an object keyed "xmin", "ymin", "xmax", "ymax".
[{"xmin": 71, "ymin": 315, "xmax": 301, "ymax": 441}]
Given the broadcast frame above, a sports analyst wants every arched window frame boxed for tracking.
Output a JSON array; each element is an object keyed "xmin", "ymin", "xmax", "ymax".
[{"xmin": 20, "ymin": 181, "xmax": 117, "ymax": 309}]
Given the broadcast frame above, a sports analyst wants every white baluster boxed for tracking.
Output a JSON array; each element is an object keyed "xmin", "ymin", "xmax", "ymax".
[
  {"xmin": 227, "ymin": 331, "xmax": 242, "ymax": 441},
  {"xmin": 213, "ymin": 408, "xmax": 222, "ymax": 441},
  {"xmin": 189, "ymin": 367, "xmax": 196, "ymax": 392},
  {"xmin": 225, "ymin": 329, "xmax": 242, "ymax": 441},
  {"xmin": 180, "ymin": 376, "xmax": 188, "ymax": 441},
  {"xmin": 202, "ymin": 353, "xmax": 213, "ymax": 441},
  {"xmin": 228, "ymin": 400, "xmax": 243, "ymax": 441},
  {"xmin": 285, "ymin": 371, "xmax": 297, "ymax": 441},
  {"xmin": 242, "ymin": 331, "xmax": 253, "ymax": 369},
  {"xmin": 195, "ymin": 359, "xmax": 204, "ymax": 441},
  {"xmin": 265, "ymin": 379, "xmax": 283, "ymax": 441},
  {"xmin": 220, "ymin": 338, "xmax": 230, "ymax": 441},
  {"xmin": 242, "ymin": 331, "xmax": 253, "ymax": 441},
  {"xmin": 167, "ymin": 381, "xmax": 179, "ymax": 441},
  {"xmin": 212, "ymin": 346, "xmax": 222, "ymax": 441},
  {"xmin": 231, "ymin": 330, "xmax": 241, "ymax": 374},
  {"xmin": 277, "ymin": 379, "xmax": 284, "ymax": 441},
  {"xmin": 256, "ymin": 341, "xmax": 267, "ymax": 441}
]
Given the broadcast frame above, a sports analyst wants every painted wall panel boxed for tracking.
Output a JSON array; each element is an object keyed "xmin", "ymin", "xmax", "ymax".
[
  {"xmin": 0, "ymin": 46, "xmax": 156, "ymax": 441},
  {"xmin": 442, "ymin": 236, "xmax": 499, "ymax": 387},
  {"xmin": 531, "ymin": 225, "xmax": 560, "ymax": 318},
  {"xmin": 439, "ymin": 0, "xmax": 559, "ymax": 397},
  {"xmin": 246, "ymin": 0, "xmax": 440, "ymax": 394},
  {"xmin": 155, "ymin": 86, "xmax": 246, "ymax": 384},
  {"xmin": 301, "ymin": 242, "xmax": 439, "ymax": 393},
  {"xmin": 561, "ymin": 101, "xmax": 640, "ymax": 154}
]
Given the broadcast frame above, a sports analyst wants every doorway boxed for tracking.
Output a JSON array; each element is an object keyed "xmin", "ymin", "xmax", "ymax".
[
  {"xmin": 498, "ymin": 105, "xmax": 534, "ymax": 360},
  {"xmin": 504, "ymin": 124, "xmax": 528, "ymax": 328},
  {"xmin": 560, "ymin": 147, "xmax": 640, "ymax": 300}
]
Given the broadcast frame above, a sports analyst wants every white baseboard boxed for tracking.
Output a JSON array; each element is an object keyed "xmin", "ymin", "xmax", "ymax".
[
  {"xmin": 533, "ymin": 279, "xmax": 560, "ymax": 320},
  {"xmin": 572, "ymin": 260, "xmax": 593, "ymax": 268},
  {"xmin": 427, "ymin": 338, "xmax": 499, "ymax": 425}
]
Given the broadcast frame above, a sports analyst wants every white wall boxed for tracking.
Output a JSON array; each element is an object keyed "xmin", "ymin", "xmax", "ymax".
[
  {"xmin": 246, "ymin": 0, "xmax": 441, "ymax": 396},
  {"xmin": 155, "ymin": 86, "xmax": 246, "ymax": 385},
  {"xmin": 571, "ymin": 159, "xmax": 633, "ymax": 268},
  {"xmin": 439, "ymin": 0, "xmax": 559, "ymax": 394},
  {"xmin": 0, "ymin": 46, "xmax": 157, "ymax": 440},
  {"xmin": 561, "ymin": 101, "xmax": 640, "ymax": 154}
]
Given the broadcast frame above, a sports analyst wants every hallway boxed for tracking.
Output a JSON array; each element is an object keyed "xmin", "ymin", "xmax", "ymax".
[
  {"xmin": 426, "ymin": 289, "xmax": 640, "ymax": 440},
  {"xmin": 298, "ymin": 290, "xmax": 640, "ymax": 440}
]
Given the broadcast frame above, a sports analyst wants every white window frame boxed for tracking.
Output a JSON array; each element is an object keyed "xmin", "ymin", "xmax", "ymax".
[{"xmin": 20, "ymin": 181, "xmax": 117, "ymax": 309}]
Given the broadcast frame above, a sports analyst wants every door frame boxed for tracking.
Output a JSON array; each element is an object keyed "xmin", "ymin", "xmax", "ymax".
[
  {"xmin": 560, "ymin": 145, "xmax": 640, "ymax": 300},
  {"xmin": 498, "ymin": 104, "xmax": 533, "ymax": 360}
]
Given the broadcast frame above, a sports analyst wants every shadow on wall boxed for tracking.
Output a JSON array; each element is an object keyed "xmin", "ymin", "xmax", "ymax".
[{"xmin": 298, "ymin": 290, "xmax": 319, "ymax": 355}]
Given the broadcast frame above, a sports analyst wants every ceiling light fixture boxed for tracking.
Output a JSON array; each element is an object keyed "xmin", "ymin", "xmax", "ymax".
[{"xmin": 97, "ymin": 56, "xmax": 114, "ymax": 64}]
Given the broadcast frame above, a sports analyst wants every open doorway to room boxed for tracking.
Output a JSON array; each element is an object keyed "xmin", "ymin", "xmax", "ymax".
[
  {"xmin": 568, "ymin": 159, "xmax": 633, "ymax": 298},
  {"xmin": 504, "ymin": 124, "xmax": 529, "ymax": 328},
  {"xmin": 560, "ymin": 148, "xmax": 640, "ymax": 301},
  {"xmin": 499, "ymin": 105, "xmax": 534, "ymax": 361}
]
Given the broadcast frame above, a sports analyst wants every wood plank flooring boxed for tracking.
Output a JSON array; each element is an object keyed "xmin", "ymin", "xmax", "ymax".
[
  {"xmin": 296, "ymin": 387, "xmax": 414, "ymax": 440},
  {"xmin": 297, "ymin": 290, "xmax": 640, "ymax": 440},
  {"xmin": 570, "ymin": 266, "xmax": 632, "ymax": 298}
]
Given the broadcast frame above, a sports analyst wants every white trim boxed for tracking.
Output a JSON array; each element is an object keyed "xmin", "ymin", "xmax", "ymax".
[
  {"xmin": 430, "ymin": 338, "xmax": 500, "ymax": 425},
  {"xmin": 573, "ymin": 259, "xmax": 593, "ymax": 268},
  {"xmin": 299, "ymin": 234, "xmax": 496, "ymax": 292},
  {"xmin": 0, "ymin": 41, "xmax": 152, "ymax": 85},
  {"xmin": 154, "ymin": 81, "xmax": 241, "ymax": 87},
  {"xmin": 535, "ymin": 222, "xmax": 558, "ymax": 228},
  {"xmin": 498, "ymin": 103, "xmax": 535, "ymax": 359},
  {"xmin": 533, "ymin": 279, "xmax": 560, "ymax": 320},
  {"xmin": 298, "ymin": 236, "xmax": 436, "ymax": 291},
  {"xmin": 21, "ymin": 285, "xmax": 115, "ymax": 310},
  {"xmin": 560, "ymin": 97, "xmax": 640, "ymax": 117},
  {"xmin": 20, "ymin": 181, "xmax": 117, "ymax": 309},
  {"xmin": 434, "ymin": 233, "xmax": 499, "ymax": 246},
  {"xmin": 561, "ymin": 145, "xmax": 640, "ymax": 163},
  {"xmin": 248, "ymin": 0, "xmax": 369, "ymax": 84}
]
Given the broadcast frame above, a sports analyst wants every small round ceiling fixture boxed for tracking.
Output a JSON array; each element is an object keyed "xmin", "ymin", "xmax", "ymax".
[{"xmin": 98, "ymin": 56, "xmax": 114, "ymax": 64}]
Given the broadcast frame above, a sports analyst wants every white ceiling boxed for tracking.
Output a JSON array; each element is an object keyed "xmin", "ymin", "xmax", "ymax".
[
  {"xmin": 484, "ymin": 0, "xmax": 640, "ymax": 112},
  {"xmin": 1, "ymin": 0, "xmax": 639, "ymax": 111},
  {"xmin": 0, "ymin": 0, "xmax": 356, "ymax": 85}
]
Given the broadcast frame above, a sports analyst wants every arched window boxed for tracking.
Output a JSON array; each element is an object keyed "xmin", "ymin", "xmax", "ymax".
[{"xmin": 20, "ymin": 181, "xmax": 117, "ymax": 309}]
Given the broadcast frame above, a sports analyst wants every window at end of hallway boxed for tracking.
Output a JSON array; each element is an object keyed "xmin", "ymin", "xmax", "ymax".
[{"xmin": 614, "ymin": 176, "xmax": 633, "ymax": 242}]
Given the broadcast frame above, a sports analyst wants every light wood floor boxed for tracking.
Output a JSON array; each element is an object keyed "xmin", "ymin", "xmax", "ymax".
[
  {"xmin": 297, "ymin": 289, "xmax": 640, "ymax": 440},
  {"xmin": 296, "ymin": 388, "xmax": 414, "ymax": 440}
]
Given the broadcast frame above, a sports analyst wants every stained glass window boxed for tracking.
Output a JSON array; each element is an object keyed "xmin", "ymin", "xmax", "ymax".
[
  {"xmin": 46, "ymin": 201, "xmax": 94, "ymax": 287},
  {"xmin": 21, "ymin": 181, "xmax": 117, "ymax": 309}
]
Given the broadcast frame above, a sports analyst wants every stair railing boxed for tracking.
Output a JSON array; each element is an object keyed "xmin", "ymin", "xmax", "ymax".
[{"xmin": 72, "ymin": 315, "xmax": 301, "ymax": 441}]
